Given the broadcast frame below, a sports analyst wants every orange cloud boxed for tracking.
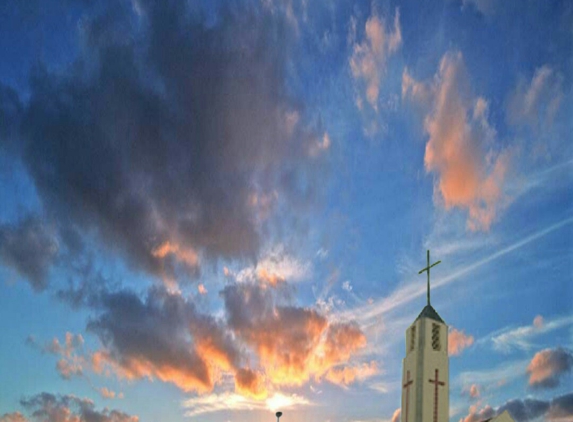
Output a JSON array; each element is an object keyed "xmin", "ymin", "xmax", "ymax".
[
  {"xmin": 92, "ymin": 350, "xmax": 214, "ymax": 393},
  {"xmin": 527, "ymin": 348, "xmax": 573, "ymax": 389},
  {"xmin": 99, "ymin": 387, "xmax": 117, "ymax": 399},
  {"xmin": 197, "ymin": 284, "xmax": 207, "ymax": 295},
  {"xmin": 324, "ymin": 361, "xmax": 378, "ymax": 386},
  {"xmin": 448, "ymin": 327, "xmax": 474, "ymax": 356},
  {"xmin": 256, "ymin": 268, "xmax": 286, "ymax": 286},
  {"xmin": 222, "ymin": 283, "xmax": 368, "ymax": 388},
  {"xmin": 235, "ymin": 368, "xmax": 268, "ymax": 399},
  {"xmin": 151, "ymin": 241, "xmax": 199, "ymax": 285},
  {"xmin": 0, "ymin": 412, "xmax": 28, "ymax": 422},
  {"xmin": 89, "ymin": 288, "xmax": 242, "ymax": 394},
  {"xmin": 404, "ymin": 52, "xmax": 511, "ymax": 231},
  {"xmin": 391, "ymin": 408, "xmax": 401, "ymax": 422},
  {"xmin": 324, "ymin": 322, "xmax": 367, "ymax": 363}
]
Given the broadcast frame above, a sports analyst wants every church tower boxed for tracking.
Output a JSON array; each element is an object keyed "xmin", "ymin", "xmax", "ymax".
[{"xmin": 401, "ymin": 251, "xmax": 449, "ymax": 422}]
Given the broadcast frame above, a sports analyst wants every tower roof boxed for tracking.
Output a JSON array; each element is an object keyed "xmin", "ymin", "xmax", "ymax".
[{"xmin": 415, "ymin": 304, "xmax": 444, "ymax": 323}]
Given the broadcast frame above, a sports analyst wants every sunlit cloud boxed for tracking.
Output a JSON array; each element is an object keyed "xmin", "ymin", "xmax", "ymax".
[
  {"xmin": 27, "ymin": 332, "xmax": 86, "ymax": 380},
  {"xmin": 232, "ymin": 244, "xmax": 311, "ymax": 285},
  {"xmin": 182, "ymin": 392, "xmax": 312, "ymax": 417},
  {"xmin": 527, "ymin": 347, "xmax": 573, "ymax": 389},
  {"xmin": 349, "ymin": 7, "xmax": 401, "ymax": 135},
  {"xmin": 403, "ymin": 51, "xmax": 511, "ymax": 231},
  {"xmin": 448, "ymin": 328, "xmax": 474, "ymax": 356}
]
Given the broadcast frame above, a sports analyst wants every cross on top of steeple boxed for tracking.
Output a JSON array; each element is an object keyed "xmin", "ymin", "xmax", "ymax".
[{"xmin": 418, "ymin": 249, "xmax": 441, "ymax": 306}]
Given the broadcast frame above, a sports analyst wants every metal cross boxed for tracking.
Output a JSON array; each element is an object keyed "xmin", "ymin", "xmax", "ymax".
[
  {"xmin": 402, "ymin": 370, "xmax": 413, "ymax": 422},
  {"xmin": 418, "ymin": 250, "xmax": 441, "ymax": 306},
  {"xmin": 428, "ymin": 369, "xmax": 446, "ymax": 422}
]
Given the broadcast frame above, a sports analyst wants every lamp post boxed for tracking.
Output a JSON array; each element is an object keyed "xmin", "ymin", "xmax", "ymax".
[{"xmin": 276, "ymin": 411, "xmax": 283, "ymax": 422}]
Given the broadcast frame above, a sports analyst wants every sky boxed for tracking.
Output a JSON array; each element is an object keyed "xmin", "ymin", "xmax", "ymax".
[{"xmin": 0, "ymin": 1, "xmax": 571, "ymax": 422}]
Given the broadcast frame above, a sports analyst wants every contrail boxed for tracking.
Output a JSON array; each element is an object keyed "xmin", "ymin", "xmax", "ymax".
[{"xmin": 340, "ymin": 215, "xmax": 573, "ymax": 324}]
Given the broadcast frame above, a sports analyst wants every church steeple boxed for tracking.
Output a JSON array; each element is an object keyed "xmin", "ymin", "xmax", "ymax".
[{"xmin": 400, "ymin": 250, "xmax": 449, "ymax": 422}]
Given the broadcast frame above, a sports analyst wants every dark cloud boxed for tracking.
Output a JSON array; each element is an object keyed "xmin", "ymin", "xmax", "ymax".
[
  {"xmin": 497, "ymin": 398, "xmax": 550, "ymax": 422},
  {"xmin": 527, "ymin": 347, "xmax": 573, "ymax": 389},
  {"xmin": 0, "ymin": 216, "xmax": 58, "ymax": 291},
  {"xmin": 547, "ymin": 392, "xmax": 573, "ymax": 421},
  {"xmin": 52, "ymin": 274, "xmax": 368, "ymax": 394},
  {"xmin": 0, "ymin": 0, "xmax": 322, "ymax": 285},
  {"xmin": 0, "ymin": 83, "xmax": 21, "ymax": 146},
  {"xmin": 15, "ymin": 392, "xmax": 138, "ymax": 422},
  {"xmin": 460, "ymin": 392, "xmax": 573, "ymax": 422},
  {"xmin": 87, "ymin": 285, "xmax": 241, "ymax": 393}
]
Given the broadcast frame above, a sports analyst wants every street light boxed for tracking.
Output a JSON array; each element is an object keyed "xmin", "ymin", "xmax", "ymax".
[{"xmin": 276, "ymin": 411, "xmax": 283, "ymax": 422}]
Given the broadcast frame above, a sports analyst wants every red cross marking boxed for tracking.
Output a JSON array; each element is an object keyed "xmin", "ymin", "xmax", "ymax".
[
  {"xmin": 403, "ymin": 370, "xmax": 413, "ymax": 422},
  {"xmin": 428, "ymin": 369, "xmax": 446, "ymax": 422}
]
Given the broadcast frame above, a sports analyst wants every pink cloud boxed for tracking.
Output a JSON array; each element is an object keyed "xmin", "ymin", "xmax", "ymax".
[
  {"xmin": 459, "ymin": 404, "xmax": 495, "ymax": 422},
  {"xmin": 448, "ymin": 327, "xmax": 474, "ymax": 356},
  {"xmin": 469, "ymin": 384, "xmax": 480, "ymax": 398},
  {"xmin": 403, "ymin": 52, "xmax": 511, "ymax": 231},
  {"xmin": 527, "ymin": 347, "xmax": 573, "ymax": 389},
  {"xmin": 391, "ymin": 408, "xmax": 401, "ymax": 422},
  {"xmin": 533, "ymin": 315, "xmax": 544, "ymax": 328}
]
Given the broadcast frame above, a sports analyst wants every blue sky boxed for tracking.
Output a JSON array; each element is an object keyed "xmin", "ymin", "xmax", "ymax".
[{"xmin": 0, "ymin": 1, "xmax": 571, "ymax": 422}]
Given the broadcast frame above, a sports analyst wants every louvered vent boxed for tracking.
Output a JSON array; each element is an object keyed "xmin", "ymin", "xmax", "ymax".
[
  {"xmin": 431, "ymin": 323, "xmax": 441, "ymax": 351},
  {"xmin": 410, "ymin": 326, "xmax": 416, "ymax": 351}
]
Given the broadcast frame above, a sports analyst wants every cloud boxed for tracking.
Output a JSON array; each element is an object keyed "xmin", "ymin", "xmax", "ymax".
[
  {"xmin": 459, "ymin": 404, "xmax": 495, "ymax": 422},
  {"xmin": 324, "ymin": 361, "xmax": 378, "ymax": 386},
  {"xmin": 462, "ymin": 0, "xmax": 497, "ymax": 16},
  {"xmin": 88, "ymin": 286, "xmax": 241, "ymax": 393},
  {"xmin": 0, "ymin": 413, "xmax": 27, "ymax": 422},
  {"xmin": 527, "ymin": 347, "xmax": 573, "ymax": 389},
  {"xmin": 533, "ymin": 315, "xmax": 544, "ymax": 328},
  {"xmin": 6, "ymin": 392, "xmax": 139, "ymax": 422},
  {"xmin": 403, "ymin": 52, "xmax": 510, "ymax": 231},
  {"xmin": 488, "ymin": 314, "xmax": 573, "ymax": 353},
  {"xmin": 391, "ymin": 408, "xmax": 401, "ymax": 422},
  {"xmin": 222, "ymin": 282, "xmax": 367, "ymax": 386},
  {"xmin": 449, "ymin": 327, "xmax": 474, "ymax": 356},
  {"xmin": 233, "ymin": 245, "xmax": 312, "ymax": 286},
  {"xmin": 235, "ymin": 368, "xmax": 267, "ymax": 399},
  {"xmin": 0, "ymin": 216, "xmax": 58, "ymax": 291},
  {"xmin": 308, "ymin": 132, "xmax": 331, "ymax": 158},
  {"xmin": 507, "ymin": 65, "xmax": 564, "ymax": 132},
  {"xmin": 1, "ymin": 0, "xmax": 323, "ymax": 285},
  {"xmin": 456, "ymin": 359, "xmax": 528, "ymax": 391},
  {"xmin": 467, "ymin": 384, "xmax": 480, "ymax": 398},
  {"xmin": 98, "ymin": 387, "xmax": 119, "ymax": 399},
  {"xmin": 349, "ymin": 7, "xmax": 401, "ymax": 135},
  {"xmin": 182, "ymin": 391, "xmax": 312, "ymax": 418},
  {"xmin": 460, "ymin": 393, "xmax": 573, "ymax": 422},
  {"xmin": 28, "ymin": 332, "xmax": 86, "ymax": 380}
]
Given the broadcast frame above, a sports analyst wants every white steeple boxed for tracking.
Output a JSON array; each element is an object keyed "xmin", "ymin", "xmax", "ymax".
[{"xmin": 401, "ymin": 251, "xmax": 449, "ymax": 422}]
